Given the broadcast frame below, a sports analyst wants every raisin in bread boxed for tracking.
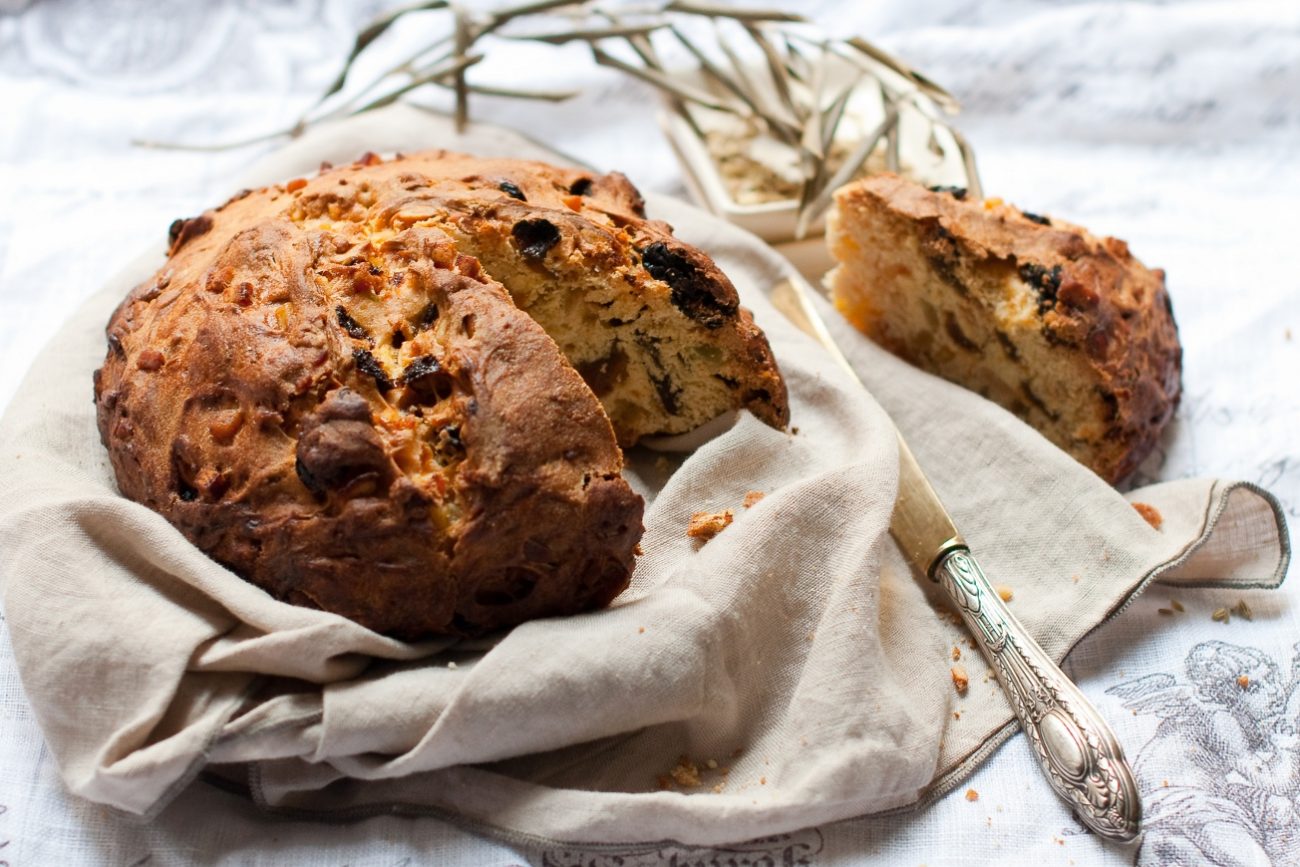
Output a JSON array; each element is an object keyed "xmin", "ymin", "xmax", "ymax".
[
  {"xmin": 94, "ymin": 158, "xmax": 649, "ymax": 639},
  {"xmin": 303, "ymin": 151, "xmax": 789, "ymax": 445},
  {"xmin": 827, "ymin": 174, "xmax": 1181, "ymax": 483}
]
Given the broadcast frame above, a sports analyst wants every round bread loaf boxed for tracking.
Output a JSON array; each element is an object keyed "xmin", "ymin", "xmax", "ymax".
[
  {"xmin": 828, "ymin": 174, "xmax": 1181, "ymax": 484},
  {"xmin": 95, "ymin": 153, "xmax": 696, "ymax": 639}
]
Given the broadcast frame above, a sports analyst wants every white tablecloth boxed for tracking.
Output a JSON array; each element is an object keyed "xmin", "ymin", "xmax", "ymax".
[{"xmin": 1, "ymin": 1, "xmax": 1297, "ymax": 864}]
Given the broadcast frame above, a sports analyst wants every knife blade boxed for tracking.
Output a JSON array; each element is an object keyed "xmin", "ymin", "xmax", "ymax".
[{"xmin": 769, "ymin": 275, "xmax": 1141, "ymax": 843}]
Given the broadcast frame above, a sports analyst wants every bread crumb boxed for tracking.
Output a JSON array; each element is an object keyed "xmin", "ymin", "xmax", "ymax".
[
  {"xmin": 1232, "ymin": 599, "xmax": 1254, "ymax": 621},
  {"xmin": 1238, "ymin": 674, "xmax": 1251, "ymax": 689},
  {"xmin": 995, "ymin": 585, "xmax": 1014, "ymax": 602},
  {"xmin": 711, "ymin": 783, "xmax": 725, "ymax": 793},
  {"xmin": 706, "ymin": 758, "xmax": 718, "ymax": 769},
  {"xmin": 965, "ymin": 788, "xmax": 979, "ymax": 801},
  {"xmin": 742, "ymin": 490, "xmax": 766, "ymax": 509},
  {"xmin": 951, "ymin": 665, "xmax": 969, "ymax": 693},
  {"xmin": 638, "ymin": 626, "xmax": 646, "ymax": 634},
  {"xmin": 1212, "ymin": 607, "xmax": 1231, "ymax": 623},
  {"xmin": 953, "ymin": 711, "xmax": 962, "ymax": 720},
  {"xmin": 633, "ymin": 543, "xmax": 644, "ymax": 556},
  {"xmin": 687, "ymin": 509, "xmax": 733, "ymax": 541},
  {"xmin": 1071, "ymin": 574, "xmax": 1081, "ymax": 583},
  {"xmin": 1132, "ymin": 502, "xmax": 1163, "ymax": 530},
  {"xmin": 759, "ymin": 776, "xmax": 767, "ymax": 785},
  {"xmin": 951, "ymin": 646, "xmax": 962, "ymax": 661},
  {"xmin": 669, "ymin": 756, "xmax": 701, "ymax": 788},
  {"xmin": 1171, "ymin": 599, "xmax": 1185, "ymax": 612}
]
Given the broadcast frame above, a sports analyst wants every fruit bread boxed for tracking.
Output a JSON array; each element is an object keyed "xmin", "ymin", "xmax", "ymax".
[
  {"xmin": 827, "ymin": 174, "xmax": 1181, "ymax": 484},
  {"xmin": 94, "ymin": 151, "xmax": 787, "ymax": 639}
]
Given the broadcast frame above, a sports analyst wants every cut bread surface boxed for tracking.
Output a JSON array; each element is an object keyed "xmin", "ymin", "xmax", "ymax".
[
  {"xmin": 346, "ymin": 151, "xmax": 789, "ymax": 446},
  {"xmin": 828, "ymin": 175, "xmax": 1181, "ymax": 483}
]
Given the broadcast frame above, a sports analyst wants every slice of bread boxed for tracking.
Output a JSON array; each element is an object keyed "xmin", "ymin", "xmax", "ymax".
[{"xmin": 828, "ymin": 175, "xmax": 1181, "ymax": 483}]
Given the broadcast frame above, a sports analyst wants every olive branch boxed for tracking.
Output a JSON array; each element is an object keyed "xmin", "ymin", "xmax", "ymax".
[{"xmin": 138, "ymin": 1, "xmax": 980, "ymax": 230}]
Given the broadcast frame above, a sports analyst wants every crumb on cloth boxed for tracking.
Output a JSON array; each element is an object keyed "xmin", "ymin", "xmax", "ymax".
[
  {"xmin": 687, "ymin": 509, "xmax": 733, "ymax": 541},
  {"xmin": 995, "ymin": 585, "xmax": 1014, "ymax": 603},
  {"xmin": 656, "ymin": 754, "xmax": 734, "ymax": 793},
  {"xmin": 965, "ymin": 788, "xmax": 979, "ymax": 801},
  {"xmin": 1132, "ymin": 501, "xmax": 1163, "ymax": 530},
  {"xmin": 951, "ymin": 665, "xmax": 969, "ymax": 694},
  {"xmin": 656, "ymin": 756, "xmax": 702, "ymax": 790},
  {"xmin": 687, "ymin": 492, "xmax": 767, "ymax": 543}
]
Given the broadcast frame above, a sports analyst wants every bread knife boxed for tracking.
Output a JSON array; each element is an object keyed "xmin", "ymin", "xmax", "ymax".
[{"xmin": 769, "ymin": 276, "xmax": 1141, "ymax": 843}]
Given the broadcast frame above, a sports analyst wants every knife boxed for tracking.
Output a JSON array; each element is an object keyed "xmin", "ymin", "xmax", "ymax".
[{"xmin": 769, "ymin": 275, "xmax": 1141, "ymax": 843}]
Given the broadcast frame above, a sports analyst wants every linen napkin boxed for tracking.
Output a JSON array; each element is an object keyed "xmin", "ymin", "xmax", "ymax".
[{"xmin": 0, "ymin": 106, "xmax": 1287, "ymax": 847}]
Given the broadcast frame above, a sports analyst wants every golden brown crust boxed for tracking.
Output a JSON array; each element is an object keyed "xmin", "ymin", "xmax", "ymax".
[
  {"xmin": 831, "ymin": 174, "xmax": 1181, "ymax": 483},
  {"xmin": 94, "ymin": 153, "xmax": 646, "ymax": 639}
]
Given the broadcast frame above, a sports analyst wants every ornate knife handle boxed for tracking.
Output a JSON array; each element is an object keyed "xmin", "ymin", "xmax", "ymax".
[{"xmin": 935, "ymin": 548, "xmax": 1141, "ymax": 842}]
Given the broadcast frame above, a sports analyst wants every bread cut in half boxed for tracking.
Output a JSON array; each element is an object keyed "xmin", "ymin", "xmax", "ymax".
[
  {"xmin": 94, "ymin": 156, "xmax": 652, "ymax": 639},
  {"xmin": 827, "ymin": 174, "xmax": 1181, "ymax": 483},
  {"xmin": 337, "ymin": 151, "xmax": 790, "ymax": 445}
]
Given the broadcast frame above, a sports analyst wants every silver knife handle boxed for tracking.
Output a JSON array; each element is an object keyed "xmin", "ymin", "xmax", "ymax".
[{"xmin": 935, "ymin": 548, "xmax": 1141, "ymax": 842}]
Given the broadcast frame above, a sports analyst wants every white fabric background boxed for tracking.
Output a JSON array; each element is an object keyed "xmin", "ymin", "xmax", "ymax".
[{"xmin": 0, "ymin": 0, "xmax": 1297, "ymax": 864}]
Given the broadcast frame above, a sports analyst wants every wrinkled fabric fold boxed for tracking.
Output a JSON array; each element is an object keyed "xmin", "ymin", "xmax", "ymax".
[{"xmin": 0, "ymin": 106, "xmax": 1287, "ymax": 845}]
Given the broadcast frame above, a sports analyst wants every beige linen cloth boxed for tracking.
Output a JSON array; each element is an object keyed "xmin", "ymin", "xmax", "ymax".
[{"xmin": 0, "ymin": 107, "xmax": 1288, "ymax": 847}]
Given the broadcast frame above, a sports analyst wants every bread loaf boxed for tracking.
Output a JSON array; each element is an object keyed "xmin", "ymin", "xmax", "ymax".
[{"xmin": 96, "ymin": 149, "xmax": 789, "ymax": 639}]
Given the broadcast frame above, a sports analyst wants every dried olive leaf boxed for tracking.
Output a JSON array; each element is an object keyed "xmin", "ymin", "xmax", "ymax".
[
  {"xmin": 845, "ymin": 36, "xmax": 960, "ymax": 113},
  {"xmin": 666, "ymin": 1, "xmax": 806, "ymax": 23},
  {"xmin": 428, "ymin": 79, "xmax": 577, "ymax": 101},
  {"xmin": 353, "ymin": 53, "xmax": 485, "ymax": 116},
  {"xmin": 817, "ymin": 81, "xmax": 856, "ymax": 157},
  {"xmin": 743, "ymin": 22, "xmax": 802, "ymax": 125},
  {"xmin": 670, "ymin": 26, "xmax": 798, "ymax": 144},
  {"xmin": 502, "ymin": 23, "xmax": 666, "ymax": 44},
  {"xmin": 591, "ymin": 46, "xmax": 745, "ymax": 115}
]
